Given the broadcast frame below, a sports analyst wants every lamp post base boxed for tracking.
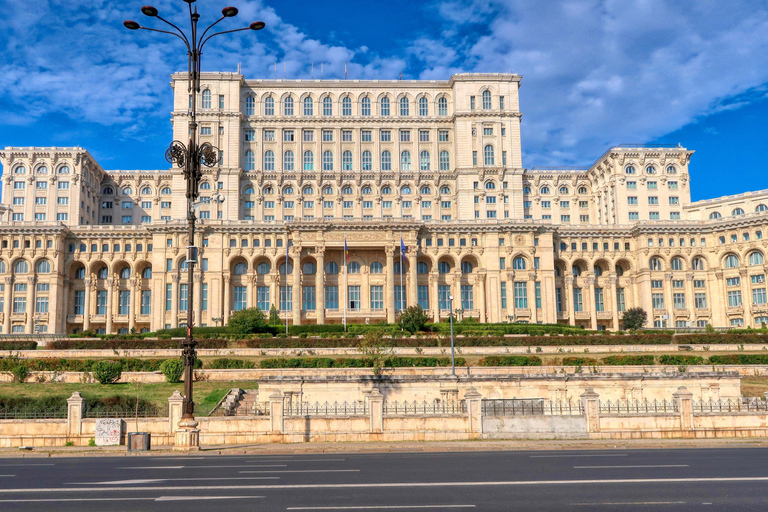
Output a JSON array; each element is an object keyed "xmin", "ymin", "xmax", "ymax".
[{"xmin": 173, "ymin": 417, "xmax": 200, "ymax": 451}]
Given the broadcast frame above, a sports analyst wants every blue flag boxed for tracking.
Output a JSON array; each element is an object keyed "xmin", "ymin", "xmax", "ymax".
[
  {"xmin": 400, "ymin": 237, "xmax": 407, "ymax": 261},
  {"xmin": 344, "ymin": 237, "xmax": 349, "ymax": 261}
]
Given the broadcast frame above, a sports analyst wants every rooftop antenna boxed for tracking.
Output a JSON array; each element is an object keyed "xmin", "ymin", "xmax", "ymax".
[
  {"xmin": 237, "ymin": 62, "xmax": 241, "ymax": 74},
  {"xmin": 399, "ymin": 71, "xmax": 402, "ymax": 80}
]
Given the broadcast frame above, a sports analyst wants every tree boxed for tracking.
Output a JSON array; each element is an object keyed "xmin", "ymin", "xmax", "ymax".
[
  {"xmin": 227, "ymin": 307, "xmax": 268, "ymax": 334},
  {"xmin": 269, "ymin": 304, "xmax": 282, "ymax": 326},
  {"xmin": 92, "ymin": 361, "xmax": 122, "ymax": 385},
  {"xmin": 622, "ymin": 307, "xmax": 648, "ymax": 331},
  {"xmin": 397, "ymin": 305, "xmax": 429, "ymax": 334},
  {"xmin": 357, "ymin": 329, "xmax": 394, "ymax": 376}
]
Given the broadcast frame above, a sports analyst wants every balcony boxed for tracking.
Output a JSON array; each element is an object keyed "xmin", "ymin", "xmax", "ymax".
[{"xmin": 67, "ymin": 314, "xmax": 83, "ymax": 323}]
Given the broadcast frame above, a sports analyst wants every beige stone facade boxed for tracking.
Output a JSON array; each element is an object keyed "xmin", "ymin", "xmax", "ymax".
[{"xmin": 1, "ymin": 72, "xmax": 767, "ymax": 334}]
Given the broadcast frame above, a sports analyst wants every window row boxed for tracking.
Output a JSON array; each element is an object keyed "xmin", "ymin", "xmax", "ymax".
[
  {"xmin": 244, "ymin": 95, "xmax": 451, "ymax": 117},
  {"xmin": 244, "ymin": 149, "xmax": 453, "ymax": 172},
  {"xmin": 709, "ymin": 204, "xmax": 768, "ymax": 219}
]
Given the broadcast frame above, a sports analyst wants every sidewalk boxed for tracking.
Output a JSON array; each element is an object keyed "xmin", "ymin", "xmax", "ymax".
[{"xmin": 3, "ymin": 437, "xmax": 768, "ymax": 458}]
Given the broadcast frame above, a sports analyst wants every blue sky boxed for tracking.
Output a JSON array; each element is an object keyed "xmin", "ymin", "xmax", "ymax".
[{"xmin": 2, "ymin": 0, "xmax": 768, "ymax": 200}]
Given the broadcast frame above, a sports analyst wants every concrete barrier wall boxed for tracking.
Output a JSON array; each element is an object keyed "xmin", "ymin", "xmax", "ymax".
[{"xmin": 483, "ymin": 416, "xmax": 588, "ymax": 438}]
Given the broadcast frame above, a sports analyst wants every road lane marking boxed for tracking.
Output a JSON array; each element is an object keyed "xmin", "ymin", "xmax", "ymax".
[
  {"xmin": 0, "ymin": 475, "xmax": 14, "ymax": 477},
  {"xmin": 245, "ymin": 459, "xmax": 347, "ymax": 463},
  {"xmin": 7, "ymin": 476, "xmax": 768, "ymax": 493},
  {"xmin": 574, "ymin": 465, "xmax": 689, "ymax": 469},
  {"xmin": 531, "ymin": 454, "xmax": 628, "ymax": 458},
  {"xmin": 0, "ymin": 464, "xmax": 54, "ymax": 466},
  {"xmin": 73, "ymin": 477, "xmax": 280, "ymax": 485},
  {"xmin": 118, "ymin": 465, "xmax": 287, "ymax": 469},
  {"xmin": 287, "ymin": 506, "xmax": 476, "ymax": 510},
  {"xmin": 155, "ymin": 496, "xmax": 264, "ymax": 501},
  {"xmin": 0, "ymin": 496, "xmax": 264, "ymax": 503},
  {"xmin": 239, "ymin": 470, "xmax": 361, "ymax": 474},
  {"xmin": 118, "ymin": 466, "xmax": 184, "ymax": 470},
  {"xmin": 575, "ymin": 502, "xmax": 685, "ymax": 506}
]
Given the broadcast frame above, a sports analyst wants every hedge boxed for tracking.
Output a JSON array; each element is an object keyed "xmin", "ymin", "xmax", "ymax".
[
  {"xmin": 50, "ymin": 339, "xmax": 227, "ymax": 350},
  {"xmin": 658, "ymin": 355, "xmax": 706, "ymax": 365},
  {"xmin": 708, "ymin": 354, "xmax": 768, "ymax": 365},
  {"xmin": 562, "ymin": 357, "xmax": 598, "ymax": 366},
  {"xmin": 479, "ymin": 356, "xmax": 543, "ymax": 366},
  {"xmin": 675, "ymin": 334, "xmax": 768, "ymax": 345},
  {"xmin": 259, "ymin": 357, "xmax": 465, "ymax": 369},
  {"xmin": 206, "ymin": 358, "xmax": 256, "ymax": 370},
  {"xmin": 0, "ymin": 341, "xmax": 37, "ymax": 350},
  {"xmin": 425, "ymin": 322, "xmax": 588, "ymax": 337},
  {"xmin": 600, "ymin": 355, "xmax": 655, "ymax": 365},
  {"xmin": 0, "ymin": 357, "xmax": 203, "ymax": 373}
]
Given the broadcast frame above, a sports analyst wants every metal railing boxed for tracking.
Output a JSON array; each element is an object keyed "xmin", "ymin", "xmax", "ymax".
[
  {"xmin": 84, "ymin": 404, "xmax": 169, "ymax": 418},
  {"xmin": 693, "ymin": 398, "xmax": 768, "ymax": 413},
  {"xmin": 599, "ymin": 399, "xmax": 678, "ymax": 414},
  {"xmin": 285, "ymin": 401, "xmax": 368, "ymax": 416},
  {"xmin": 0, "ymin": 407, "xmax": 67, "ymax": 419},
  {"xmin": 481, "ymin": 398, "xmax": 583, "ymax": 416},
  {"xmin": 383, "ymin": 400, "xmax": 466, "ymax": 415}
]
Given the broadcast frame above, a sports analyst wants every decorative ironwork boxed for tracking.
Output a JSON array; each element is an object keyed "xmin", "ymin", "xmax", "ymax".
[
  {"xmin": 693, "ymin": 398, "xmax": 768, "ymax": 413},
  {"xmin": 0, "ymin": 406, "xmax": 67, "ymax": 419},
  {"xmin": 481, "ymin": 399, "xmax": 583, "ymax": 417},
  {"xmin": 599, "ymin": 399, "xmax": 678, "ymax": 414},
  {"xmin": 84, "ymin": 403, "xmax": 169, "ymax": 418},
  {"xmin": 199, "ymin": 142, "xmax": 220, "ymax": 167},
  {"xmin": 383, "ymin": 400, "xmax": 467, "ymax": 416},
  {"xmin": 286, "ymin": 401, "xmax": 368, "ymax": 417},
  {"xmin": 164, "ymin": 140, "xmax": 188, "ymax": 167}
]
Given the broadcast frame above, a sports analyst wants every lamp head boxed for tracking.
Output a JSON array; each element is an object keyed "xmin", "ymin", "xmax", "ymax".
[
  {"xmin": 221, "ymin": 6, "xmax": 238, "ymax": 17},
  {"xmin": 449, "ymin": 295, "xmax": 454, "ymax": 301},
  {"xmin": 141, "ymin": 5, "xmax": 158, "ymax": 17},
  {"xmin": 124, "ymin": 20, "xmax": 140, "ymax": 30},
  {"xmin": 250, "ymin": 21, "xmax": 266, "ymax": 30}
]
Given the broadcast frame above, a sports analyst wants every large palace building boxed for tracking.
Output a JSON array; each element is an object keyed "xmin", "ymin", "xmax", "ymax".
[{"xmin": 1, "ymin": 72, "xmax": 767, "ymax": 334}]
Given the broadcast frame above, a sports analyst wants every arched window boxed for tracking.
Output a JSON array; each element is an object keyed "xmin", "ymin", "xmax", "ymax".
[
  {"xmin": 438, "ymin": 96, "xmax": 448, "ymax": 116},
  {"xmin": 342, "ymin": 96, "xmax": 352, "ymax": 116},
  {"xmin": 482, "ymin": 90, "xmax": 491, "ymax": 109},
  {"xmin": 572, "ymin": 264, "xmax": 582, "ymax": 276},
  {"xmin": 303, "ymin": 97, "xmax": 313, "ymax": 116},
  {"xmin": 381, "ymin": 150, "xmax": 392, "ymax": 171},
  {"xmin": 484, "ymin": 145, "xmax": 494, "ymax": 166},
  {"xmin": 323, "ymin": 186, "xmax": 333, "ymax": 195},
  {"xmin": 342, "ymin": 150, "xmax": 353, "ymax": 171},
  {"xmin": 362, "ymin": 186, "xmax": 372, "ymax": 195},
  {"xmin": 245, "ymin": 96, "xmax": 255, "ymax": 115},
  {"xmin": 671, "ymin": 257, "xmax": 684, "ymax": 271},
  {"xmin": 523, "ymin": 187, "xmax": 531, "ymax": 194},
  {"xmin": 400, "ymin": 150, "xmax": 411, "ymax": 170},
  {"xmin": 650, "ymin": 257, "xmax": 663, "ymax": 271},
  {"xmin": 616, "ymin": 264, "xmax": 625, "ymax": 277},
  {"xmin": 36, "ymin": 166, "xmax": 48, "ymax": 174},
  {"xmin": 559, "ymin": 186, "xmax": 569, "ymax": 195},
  {"xmin": 692, "ymin": 257, "xmax": 705, "ymax": 271},
  {"xmin": 732, "ymin": 208, "xmax": 745, "ymax": 216},
  {"xmin": 264, "ymin": 96, "xmax": 274, "ymax": 115},
  {"xmin": 362, "ymin": 150, "xmax": 372, "ymax": 170},
  {"xmin": 138, "ymin": 186, "xmax": 151, "ymax": 196},
  {"xmin": 399, "ymin": 97, "xmax": 409, "ymax": 116},
  {"xmin": 13, "ymin": 260, "xmax": 28, "ymax": 274},
  {"xmin": 158, "ymin": 186, "xmax": 170, "ymax": 195},
  {"xmin": 264, "ymin": 186, "xmax": 274, "ymax": 195},
  {"xmin": 421, "ymin": 186, "xmax": 431, "ymax": 195},
  {"xmin": 578, "ymin": 186, "xmax": 588, "ymax": 194},
  {"xmin": 724, "ymin": 254, "xmax": 739, "ymax": 268},
  {"xmin": 594, "ymin": 265, "xmax": 603, "ymax": 277},
  {"xmin": 393, "ymin": 262, "xmax": 405, "ymax": 275},
  {"xmin": 756, "ymin": 204, "xmax": 768, "ymax": 213},
  {"xmin": 323, "ymin": 96, "xmax": 332, "ymax": 116},
  {"xmin": 323, "ymin": 151, "xmax": 333, "ymax": 171},
  {"xmin": 303, "ymin": 186, "xmax": 314, "ymax": 195},
  {"xmin": 749, "ymin": 252, "xmax": 765, "ymax": 266},
  {"xmin": 201, "ymin": 89, "xmax": 211, "ymax": 109},
  {"xmin": 420, "ymin": 151, "xmax": 430, "ymax": 171},
  {"xmin": 401, "ymin": 186, "xmax": 412, "ymax": 195},
  {"xmin": 283, "ymin": 150, "xmax": 294, "ymax": 171},
  {"xmin": 122, "ymin": 187, "xmax": 133, "ymax": 195},
  {"xmin": 257, "ymin": 262, "xmax": 271, "ymax": 274},
  {"xmin": 666, "ymin": 165, "xmax": 677, "ymax": 174},
  {"xmin": 244, "ymin": 187, "xmax": 254, "ymax": 195},
  {"xmin": 438, "ymin": 261, "xmax": 451, "ymax": 274},
  {"xmin": 380, "ymin": 96, "xmax": 390, "ymax": 116},
  {"xmin": 709, "ymin": 212, "xmax": 722, "ymax": 219},
  {"xmin": 382, "ymin": 186, "xmax": 392, "ymax": 194},
  {"xmin": 439, "ymin": 151, "xmax": 450, "ymax": 171},
  {"xmin": 245, "ymin": 150, "xmax": 255, "ymax": 171},
  {"xmin": 348, "ymin": 262, "xmax": 361, "ymax": 274},
  {"xmin": 419, "ymin": 97, "xmax": 428, "ymax": 116},
  {"xmin": 263, "ymin": 150, "xmax": 274, "ymax": 171},
  {"xmin": 343, "ymin": 186, "xmax": 353, "ymax": 195},
  {"xmin": 119, "ymin": 267, "xmax": 131, "ymax": 279},
  {"xmin": 302, "ymin": 262, "xmax": 316, "ymax": 275},
  {"xmin": 540, "ymin": 186, "xmax": 550, "ymax": 195},
  {"xmin": 74, "ymin": 267, "xmax": 85, "ymax": 279},
  {"xmin": 325, "ymin": 262, "xmax": 339, "ymax": 275},
  {"xmin": 361, "ymin": 96, "xmax": 371, "ymax": 116},
  {"xmin": 370, "ymin": 261, "xmax": 383, "ymax": 274},
  {"xmin": 303, "ymin": 150, "xmax": 314, "ymax": 171},
  {"xmin": 485, "ymin": 181, "xmax": 496, "ymax": 190},
  {"xmin": 283, "ymin": 96, "xmax": 294, "ymax": 116},
  {"xmin": 180, "ymin": 260, "xmax": 189, "ymax": 271},
  {"xmin": 142, "ymin": 267, "xmax": 152, "ymax": 279},
  {"xmin": 279, "ymin": 261, "xmax": 293, "ymax": 274},
  {"xmin": 461, "ymin": 261, "xmax": 473, "ymax": 274},
  {"xmin": 200, "ymin": 182, "xmax": 211, "ymax": 190},
  {"xmin": 58, "ymin": 165, "xmax": 70, "ymax": 174},
  {"xmin": 646, "ymin": 166, "xmax": 656, "ymax": 174},
  {"xmin": 233, "ymin": 262, "xmax": 248, "ymax": 275},
  {"xmin": 36, "ymin": 260, "xmax": 51, "ymax": 273},
  {"xmin": 513, "ymin": 257, "xmax": 526, "ymax": 270},
  {"xmin": 13, "ymin": 165, "xmax": 26, "ymax": 174},
  {"xmin": 417, "ymin": 262, "xmax": 429, "ymax": 274},
  {"xmin": 625, "ymin": 166, "xmax": 636, "ymax": 174},
  {"xmin": 97, "ymin": 267, "xmax": 108, "ymax": 279},
  {"xmin": 440, "ymin": 186, "xmax": 450, "ymax": 194}
]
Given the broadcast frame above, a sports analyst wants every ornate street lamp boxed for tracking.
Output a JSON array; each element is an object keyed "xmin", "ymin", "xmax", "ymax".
[{"xmin": 124, "ymin": 1, "xmax": 264, "ymax": 449}]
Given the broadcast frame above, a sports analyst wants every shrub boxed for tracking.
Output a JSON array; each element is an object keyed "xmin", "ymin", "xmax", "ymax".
[
  {"xmin": 206, "ymin": 358, "xmax": 256, "ymax": 370},
  {"xmin": 91, "ymin": 361, "xmax": 123, "ymax": 385},
  {"xmin": 259, "ymin": 357, "xmax": 466, "ymax": 369},
  {"xmin": 49, "ymin": 339, "xmax": 228, "ymax": 350},
  {"xmin": 0, "ymin": 341, "xmax": 37, "ymax": 350},
  {"xmin": 479, "ymin": 356, "xmax": 543, "ymax": 366},
  {"xmin": 227, "ymin": 307, "xmax": 268, "ymax": 335},
  {"xmin": 659, "ymin": 355, "xmax": 705, "ymax": 365},
  {"xmin": 160, "ymin": 359, "xmax": 184, "ymax": 383},
  {"xmin": 677, "ymin": 334, "xmax": 768, "ymax": 345},
  {"xmin": 10, "ymin": 363, "xmax": 29, "ymax": 383},
  {"xmin": 398, "ymin": 306, "xmax": 429, "ymax": 334},
  {"xmin": 562, "ymin": 357, "xmax": 598, "ymax": 366},
  {"xmin": 600, "ymin": 355, "xmax": 655, "ymax": 365},
  {"xmin": 622, "ymin": 308, "xmax": 648, "ymax": 331},
  {"xmin": 708, "ymin": 354, "xmax": 768, "ymax": 365}
]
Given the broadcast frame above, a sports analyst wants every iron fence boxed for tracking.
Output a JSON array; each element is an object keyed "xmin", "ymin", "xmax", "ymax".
[
  {"xmin": 599, "ymin": 399, "xmax": 678, "ymax": 414},
  {"xmin": 383, "ymin": 400, "xmax": 467, "ymax": 415},
  {"xmin": 84, "ymin": 404, "xmax": 169, "ymax": 418},
  {"xmin": 0, "ymin": 407, "xmax": 68, "ymax": 419},
  {"xmin": 481, "ymin": 399, "xmax": 583, "ymax": 416},
  {"xmin": 693, "ymin": 398, "xmax": 768, "ymax": 413},
  {"xmin": 286, "ymin": 401, "xmax": 368, "ymax": 416}
]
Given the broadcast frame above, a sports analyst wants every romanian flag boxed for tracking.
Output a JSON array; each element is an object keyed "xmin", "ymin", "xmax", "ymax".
[
  {"xmin": 344, "ymin": 237, "xmax": 349, "ymax": 261},
  {"xmin": 400, "ymin": 237, "xmax": 407, "ymax": 261}
]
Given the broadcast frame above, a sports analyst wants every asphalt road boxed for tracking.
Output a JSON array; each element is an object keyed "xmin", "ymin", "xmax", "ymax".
[{"xmin": 0, "ymin": 447, "xmax": 767, "ymax": 511}]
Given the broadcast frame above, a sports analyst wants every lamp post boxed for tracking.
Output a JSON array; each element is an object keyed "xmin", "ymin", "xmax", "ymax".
[
  {"xmin": 124, "ymin": 1, "xmax": 264, "ymax": 448},
  {"xmin": 449, "ymin": 294, "xmax": 455, "ymax": 376}
]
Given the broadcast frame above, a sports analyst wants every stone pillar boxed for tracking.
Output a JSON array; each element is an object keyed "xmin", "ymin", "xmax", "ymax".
[
  {"xmin": 673, "ymin": 386, "xmax": 694, "ymax": 432},
  {"xmin": 168, "ymin": 390, "xmax": 184, "ymax": 436},
  {"xmin": 464, "ymin": 387, "xmax": 483, "ymax": 435},
  {"xmin": 222, "ymin": 275, "xmax": 231, "ymax": 325},
  {"xmin": 194, "ymin": 274, "xmax": 203, "ymax": 328},
  {"xmin": 740, "ymin": 268, "xmax": 753, "ymax": 327},
  {"xmin": 580, "ymin": 388, "xmax": 600, "ymax": 433},
  {"xmin": 170, "ymin": 275, "xmax": 179, "ymax": 330},
  {"xmin": 128, "ymin": 279, "xmax": 137, "ymax": 332},
  {"xmin": 25, "ymin": 277, "xmax": 35, "ymax": 334},
  {"xmin": 83, "ymin": 278, "xmax": 92, "ymax": 331},
  {"xmin": 3, "ymin": 277, "xmax": 11, "ymax": 334},
  {"xmin": 386, "ymin": 247, "xmax": 395, "ymax": 323},
  {"xmin": 316, "ymin": 251, "xmax": 325, "ymax": 324},
  {"xmin": 292, "ymin": 247, "xmax": 301, "ymax": 326},
  {"xmin": 367, "ymin": 388, "xmax": 384, "ymax": 434},
  {"xmin": 530, "ymin": 278, "xmax": 539, "ymax": 325},
  {"xmin": 429, "ymin": 273, "xmax": 438, "ymax": 323},
  {"xmin": 685, "ymin": 273, "xmax": 695, "ymax": 328},
  {"xmin": 565, "ymin": 276, "xmax": 576, "ymax": 326},
  {"xmin": 67, "ymin": 392, "xmax": 85, "ymax": 441},
  {"xmin": 246, "ymin": 273, "xmax": 254, "ymax": 311},
  {"xmin": 408, "ymin": 251, "xmax": 418, "ymax": 310},
  {"xmin": 586, "ymin": 276, "xmax": 597, "ymax": 330},
  {"xmin": 269, "ymin": 390, "xmax": 284, "ymax": 435},
  {"xmin": 610, "ymin": 275, "xmax": 619, "ymax": 331},
  {"xmin": 270, "ymin": 274, "xmax": 279, "ymax": 316},
  {"xmin": 477, "ymin": 274, "xmax": 486, "ymax": 323}
]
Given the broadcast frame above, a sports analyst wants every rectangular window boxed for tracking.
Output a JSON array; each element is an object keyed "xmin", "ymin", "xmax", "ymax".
[
  {"xmin": 673, "ymin": 293, "xmax": 686, "ymax": 309},
  {"xmin": 439, "ymin": 130, "xmax": 449, "ymax": 142},
  {"xmin": 200, "ymin": 126, "xmax": 211, "ymax": 135},
  {"xmin": 727, "ymin": 277, "xmax": 741, "ymax": 287},
  {"xmin": 648, "ymin": 181, "xmax": 658, "ymax": 190},
  {"xmin": 256, "ymin": 286, "xmax": 269, "ymax": 311},
  {"xmin": 141, "ymin": 290, "xmax": 151, "ymax": 315},
  {"xmin": 302, "ymin": 286, "xmax": 316, "ymax": 311},
  {"xmin": 695, "ymin": 292, "xmax": 707, "ymax": 309},
  {"xmin": 500, "ymin": 282, "xmax": 507, "ymax": 309},
  {"xmin": 573, "ymin": 288, "xmax": 583, "ymax": 312},
  {"xmin": 669, "ymin": 196, "xmax": 679, "ymax": 205},
  {"xmin": 361, "ymin": 130, "xmax": 372, "ymax": 142},
  {"xmin": 72, "ymin": 291, "xmax": 83, "ymax": 315},
  {"xmin": 35, "ymin": 295, "xmax": 49, "ymax": 314},
  {"xmin": 669, "ymin": 181, "xmax": 678, "ymax": 189},
  {"xmin": 118, "ymin": 290, "xmax": 130, "ymax": 315},
  {"xmin": 280, "ymin": 286, "xmax": 293, "ymax": 311},
  {"xmin": 35, "ymin": 181, "xmax": 47, "ymax": 190},
  {"xmin": 556, "ymin": 288, "xmax": 563, "ymax": 312},
  {"xmin": 752, "ymin": 275, "xmax": 766, "ymax": 284},
  {"xmin": 694, "ymin": 279, "xmax": 706, "ymax": 288},
  {"xmin": 419, "ymin": 130, "xmax": 430, "ymax": 142},
  {"xmin": 535, "ymin": 282, "xmax": 542, "ymax": 309},
  {"xmin": 348, "ymin": 285, "xmax": 361, "ymax": 310},
  {"xmin": 483, "ymin": 127, "xmax": 493, "ymax": 136},
  {"xmin": 461, "ymin": 285, "xmax": 474, "ymax": 310},
  {"xmin": 342, "ymin": 130, "xmax": 352, "ymax": 142},
  {"xmin": 395, "ymin": 286, "xmax": 406, "ymax": 312},
  {"xmin": 595, "ymin": 287, "xmax": 604, "ymax": 312},
  {"xmin": 96, "ymin": 290, "xmax": 107, "ymax": 315},
  {"xmin": 263, "ymin": 129, "xmax": 275, "ymax": 141},
  {"xmin": 673, "ymin": 280, "xmax": 685, "ymax": 289},
  {"xmin": 753, "ymin": 288, "xmax": 767, "ymax": 305},
  {"xmin": 628, "ymin": 212, "xmax": 639, "ymax": 220},
  {"xmin": 617, "ymin": 288, "xmax": 626, "ymax": 312},
  {"xmin": 165, "ymin": 284, "xmax": 172, "ymax": 312},
  {"xmin": 244, "ymin": 129, "xmax": 255, "ymax": 141},
  {"xmin": 325, "ymin": 286, "xmax": 339, "ymax": 309},
  {"xmin": 399, "ymin": 130, "xmax": 411, "ymax": 142},
  {"xmin": 219, "ymin": 95, "xmax": 225, "ymax": 109},
  {"xmin": 648, "ymin": 196, "xmax": 659, "ymax": 205},
  {"xmin": 417, "ymin": 285, "xmax": 429, "ymax": 310},
  {"xmin": 438, "ymin": 285, "xmax": 451, "ymax": 310},
  {"xmin": 283, "ymin": 130, "xmax": 295, "ymax": 142},
  {"xmin": 233, "ymin": 285, "xmax": 247, "ymax": 311},
  {"xmin": 651, "ymin": 280, "xmax": 664, "ymax": 289},
  {"xmin": 380, "ymin": 130, "xmax": 391, "ymax": 142},
  {"xmin": 652, "ymin": 293, "xmax": 665, "ymax": 309},
  {"xmin": 561, "ymin": 215, "xmax": 571, "ymax": 223},
  {"xmin": 514, "ymin": 282, "xmax": 528, "ymax": 309},
  {"xmin": 179, "ymin": 283, "xmax": 189, "ymax": 312},
  {"xmin": 370, "ymin": 285, "xmax": 384, "ymax": 310},
  {"xmin": 627, "ymin": 197, "xmax": 638, "ymax": 205}
]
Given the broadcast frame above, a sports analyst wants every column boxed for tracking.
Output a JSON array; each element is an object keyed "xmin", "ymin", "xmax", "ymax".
[
  {"xmin": 610, "ymin": 275, "xmax": 619, "ymax": 331},
  {"xmin": 713, "ymin": 271, "xmax": 725, "ymax": 327},
  {"xmin": 672, "ymin": 386, "xmax": 694, "ymax": 432},
  {"xmin": 367, "ymin": 388, "xmax": 384, "ymax": 434},
  {"xmin": 83, "ymin": 279, "xmax": 92, "ymax": 331},
  {"xmin": 170, "ymin": 275, "xmax": 179, "ymax": 329},
  {"xmin": 270, "ymin": 275, "xmax": 279, "ymax": 317},
  {"xmin": 453, "ymin": 271, "xmax": 462, "ymax": 318},
  {"xmin": 66, "ymin": 392, "xmax": 85, "ymax": 442},
  {"xmin": 530, "ymin": 275, "xmax": 539, "ymax": 324},
  {"xmin": 565, "ymin": 276, "xmax": 575, "ymax": 326},
  {"xmin": 25, "ymin": 277, "xmax": 35, "ymax": 334},
  {"xmin": 223, "ymin": 275, "xmax": 231, "ymax": 325},
  {"xmin": 580, "ymin": 388, "xmax": 600, "ymax": 433},
  {"xmin": 477, "ymin": 274, "xmax": 486, "ymax": 323},
  {"xmin": 3, "ymin": 277, "xmax": 11, "ymax": 334},
  {"xmin": 663, "ymin": 273, "xmax": 673, "ymax": 328},
  {"xmin": 269, "ymin": 390, "xmax": 285, "ymax": 435},
  {"xmin": 386, "ymin": 247, "xmax": 395, "ymax": 323},
  {"xmin": 506, "ymin": 271, "xmax": 515, "ymax": 321},
  {"xmin": 740, "ymin": 268, "xmax": 753, "ymax": 327},
  {"xmin": 194, "ymin": 274, "xmax": 203, "ymax": 328},
  {"xmin": 464, "ymin": 387, "xmax": 483, "ymax": 435},
  {"xmin": 408, "ymin": 252, "xmax": 418, "ymax": 311},
  {"xmin": 586, "ymin": 276, "xmax": 597, "ymax": 330},
  {"xmin": 685, "ymin": 273, "xmax": 695, "ymax": 327},
  {"xmin": 316, "ymin": 251, "xmax": 325, "ymax": 324},
  {"xmin": 292, "ymin": 247, "xmax": 301, "ymax": 326},
  {"xmin": 168, "ymin": 390, "xmax": 184, "ymax": 435},
  {"xmin": 50, "ymin": 272, "xmax": 63, "ymax": 335},
  {"xmin": 106, "ymin": 278, "xmax": 115, "ymax": 333},
  {"xmin": 429, "ymin": 273, "xmax": 438, "ymax": 323},
  {"xmin": 128, "ymin": 279, "xmax": 137, "ymax": 332}
]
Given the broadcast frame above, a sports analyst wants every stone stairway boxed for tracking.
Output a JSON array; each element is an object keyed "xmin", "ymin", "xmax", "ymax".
[{"xmin": 233, "ymin": 389, "xmax": 267, "ymax": 416}]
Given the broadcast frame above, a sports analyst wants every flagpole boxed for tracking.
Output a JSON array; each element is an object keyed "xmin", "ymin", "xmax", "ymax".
[
  {"xmin": 399, "ymin": 231, "xmax": 404, "ymax": 331},
  {"xmin": 285, "ymin": 232, "xmax": 289, "ymax": 335},
  {"xmin": 343, "ymin": 233, "xmax": 348, "ymax": 332}
]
